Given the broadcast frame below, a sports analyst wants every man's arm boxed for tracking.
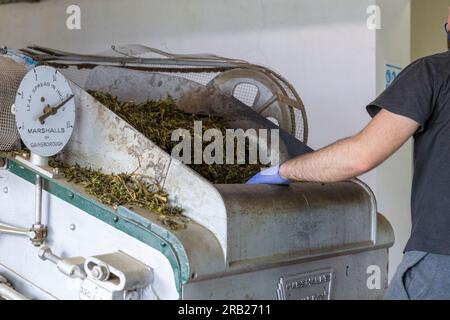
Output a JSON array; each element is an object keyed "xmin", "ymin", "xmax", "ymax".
[{"xmin": 279, "ymin": 109, "xmax": 419, "ymax": 183}]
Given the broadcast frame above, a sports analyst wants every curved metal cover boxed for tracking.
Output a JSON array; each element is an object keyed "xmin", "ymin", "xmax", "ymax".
[{"xmin": 216, "ymin": 182, "xmax": 378, "ymax": 263}]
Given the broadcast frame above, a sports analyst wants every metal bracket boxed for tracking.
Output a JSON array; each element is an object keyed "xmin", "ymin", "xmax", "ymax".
[
  {"xmin": 80, "ymin": 251, "xmax": 154, "ymax": 300},
  {"xmin": 0, "ymin": 221, "xmax": 47, "ymax": 247},
  {"xmin": 15, "ymin": 154, "xmax": 62, "ymax": 179},
  {"xmin": 38, "ymin": 246, "xmax": 86, "ymax": 279}
]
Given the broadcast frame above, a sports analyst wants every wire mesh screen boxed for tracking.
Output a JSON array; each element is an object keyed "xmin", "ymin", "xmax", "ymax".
[
  {"xmin": 233, "ymin": 83, "xmax": 259, "ymax": 107},
  {"xmin": 0, "ymin": 56, "xmax": 26, "ymax": 151},
  {"xmin": 162, "ymin": 71, "xmax": 219, "ymax": 86},
  {"xmin": 162, "ymin": 72, "xmax": 261, "ymax": 111},
  {"xmin": 293, "ymin": 108, "xmax": 306, "ymax": 143},
  {"xmin": 278, "ymin": 80, "xmax": 307, "ymax": 143}
]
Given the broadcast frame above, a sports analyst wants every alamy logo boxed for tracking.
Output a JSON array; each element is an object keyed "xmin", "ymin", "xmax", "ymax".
[
  {"xmin": 366, "ymin": 5, "xmax": 382, "ymax": 30},
  {"xmin": 171, "ymin": 121, "xmax": 279, "ymax": 166},
  {"xmin": 66, "ymin": 5, "xmax": 81, "ymax": 30},
  {"xmin": 366, "ymin": 265, "xmax": 381, "ymax": 290}
]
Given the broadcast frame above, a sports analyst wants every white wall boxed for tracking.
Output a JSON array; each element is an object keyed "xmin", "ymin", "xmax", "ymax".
[
  {"xmin": 1, "ymin": 0, "xmax": 415, "ymax": 280},
  {"xmin": 0, "ymin": 0, "xmax": 378, "ymax": 187}
]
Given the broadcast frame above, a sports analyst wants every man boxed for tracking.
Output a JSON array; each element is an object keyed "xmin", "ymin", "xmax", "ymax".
[{"xmin": 248, "ymin": 24, "xmax": 450, "ymax": 300}]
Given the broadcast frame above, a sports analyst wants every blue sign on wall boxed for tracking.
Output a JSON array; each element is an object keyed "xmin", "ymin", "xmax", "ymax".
[{"xmin": 385, "ymin": 63, "xmax": 403, "ymax": 88}]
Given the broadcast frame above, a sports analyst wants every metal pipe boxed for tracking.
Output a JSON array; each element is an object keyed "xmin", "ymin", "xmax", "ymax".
[
  {"xmin": 30, "ymin": 153, "xmax": 48, "ymax": 167},
  {"xmin": 29, "ymin": 153, "xmax": 47, "ymax": 228},
  {"xmin": 0, "ymin": 276, "xmax": 30, "ymax": 300},
  {"xmin": 0, "ymin": 222, "xmax": 34, "ymax": 238},
  {"xmin": 35, "ymin": 175, "xmax": 42, "ymax": 225},
  {"xmin": 0, "ymin": 283, "xmax": 30, "ymax": 300}
]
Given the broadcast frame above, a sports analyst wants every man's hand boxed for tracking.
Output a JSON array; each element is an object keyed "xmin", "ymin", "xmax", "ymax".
[
  {"xmin": 246, "ymin": 165, "xmax": 290, "ymax": 185},
  {"xmin": 279, "ymin": 109, "xmax": 420, "ymax": 183}
]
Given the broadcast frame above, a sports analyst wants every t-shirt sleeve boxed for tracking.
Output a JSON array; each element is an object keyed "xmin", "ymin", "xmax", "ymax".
[{"xmin": 366, "ymin": 58, "xmax": 436, "ymax": 131}]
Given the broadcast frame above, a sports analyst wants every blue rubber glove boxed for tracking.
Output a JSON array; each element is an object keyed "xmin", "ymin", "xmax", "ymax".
[{"xmin": 246, "ymin": 165, "xmax": 290, "ymax": 185}]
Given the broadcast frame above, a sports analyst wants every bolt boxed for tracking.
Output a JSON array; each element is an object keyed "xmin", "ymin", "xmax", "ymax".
[
  {"xmin": 30, "ymin": 224, "xmax": 48, "ymax": 247},
  {"xmin": 28, "ymin": 230, "xmax": 37, "ymax": 240},
  {"xmin": 69, "ymin": 224, "xmax": 76, "ymax": 231},
  {"xmin": 3, "ymin": 187, "xmax": 8, "ymax": 194},
  {"xmin": 38, "ymin": 245, "xmax": 51, "ymax": 261},
  {"xmin": 113, "ymin": 216, "xmax": 119, "ymax": 223},
  {"xmin": 90, "ymin": 264, "xmax": 109, "ymax": 281}
]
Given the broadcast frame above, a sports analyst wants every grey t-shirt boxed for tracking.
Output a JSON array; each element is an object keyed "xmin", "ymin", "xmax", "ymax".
[{"xmin": 367, "ymin": 51, "xmax": 450, "ymax": 255}]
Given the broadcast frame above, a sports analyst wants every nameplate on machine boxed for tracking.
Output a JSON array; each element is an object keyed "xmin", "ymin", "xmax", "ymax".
[{"xmin": 276, "ymin": 269, "xmax": 334, "ymax": 300}]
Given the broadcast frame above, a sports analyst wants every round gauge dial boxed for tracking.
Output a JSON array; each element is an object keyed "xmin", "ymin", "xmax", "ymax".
[{"xmin": 14, "ymin": 66, "xmax": 76, "ymax": 157}]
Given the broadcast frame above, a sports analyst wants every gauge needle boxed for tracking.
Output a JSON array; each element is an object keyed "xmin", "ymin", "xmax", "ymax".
[{"xmin": 38, "ymin": 94, "xmax": 74, "ymax": 125}]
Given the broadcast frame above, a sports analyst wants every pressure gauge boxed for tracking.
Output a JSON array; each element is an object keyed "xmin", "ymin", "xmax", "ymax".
[{"xmin": 14, "ymin": 66, "xmax": 76, "ymax": 157}]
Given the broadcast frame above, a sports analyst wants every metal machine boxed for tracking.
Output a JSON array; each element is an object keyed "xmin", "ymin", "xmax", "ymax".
[{"xmin": 0, "ymin": 46, "xmax": 394, "ymax": 300}]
